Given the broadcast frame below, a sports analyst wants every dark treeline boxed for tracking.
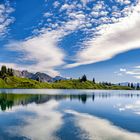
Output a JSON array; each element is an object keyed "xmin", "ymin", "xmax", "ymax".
[
  {"xmin": 118, "ymin": 82, "xmax": 140, "ymax": 90},
  {"xmin": 80, "ymin": 74, "xmax": 140, "ymax": 90},
  {"xmin": 0, "ymin": 94, "xmax": 94, "ymax": 111},
  {"xmin": 0, "ymin": 65, "xmax": 14, "ymax": 79},
  {"xmin": 79, "ymin": 74, "xmax": 113, "ymax": 85},
  {"xmin": 79, "ymin": 74, "xmax": 96, "ymax": 83},
  {"xmin": 1, "ymin": 93, "xmax": 140, "ymax": 111}
]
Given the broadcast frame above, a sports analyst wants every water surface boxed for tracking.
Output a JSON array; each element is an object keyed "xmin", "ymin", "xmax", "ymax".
[{"xmin": 0, "ymin": 89, "xmax": 140, "ymax": 140}]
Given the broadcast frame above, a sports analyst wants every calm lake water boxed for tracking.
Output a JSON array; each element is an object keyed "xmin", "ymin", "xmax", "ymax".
[{"xmin": 0, "ymin": 89, "xmax": 140, "ymax": 140}]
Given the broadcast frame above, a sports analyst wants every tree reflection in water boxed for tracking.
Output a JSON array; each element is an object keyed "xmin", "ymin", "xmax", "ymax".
[{"xmin": 0, "ymin": 92, "xmax": 139, "ymax": 111}]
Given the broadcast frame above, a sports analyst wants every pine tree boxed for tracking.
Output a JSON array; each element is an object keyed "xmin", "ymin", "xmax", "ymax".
[
  {"xmin": 108, "ymin": 82, "xmax": 111, "ymax": 86},
  {"xmin": 1, "ymin": 65, "xmax": 7, "ymax": 75},
  {"xmin": 136, "ymin": 83, "xmax": 139, "ymax": 90},
  {"xmin": 131, "ymin": 83, "xmax": 134, "ymax": 88},
  {"xmin": 10, "ymin": 68, "xmax": 13, "ymax": 76},
  {"xmin": 80, "ymin": 75, "xmax": 87, "ymax": 82},
  {"xmin": 93, "ymin": 78, "xmax": 95, "ymax": 84},
  {"xmin": 7, "ymin": 68, "xmax": 13, "ymax": 76}
]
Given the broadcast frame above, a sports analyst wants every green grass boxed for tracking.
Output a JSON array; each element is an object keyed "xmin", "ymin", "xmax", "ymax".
[
  {"xmin": 52, "ymin": 80, "xmax": 132, "ymax": 90},
  {"xmin": 0, "ymin": 76, "xmax": 51, "ymax": 89},
  {"xmin": 0, "ymin": 76, "xmax": 133, "ymax": 90}
]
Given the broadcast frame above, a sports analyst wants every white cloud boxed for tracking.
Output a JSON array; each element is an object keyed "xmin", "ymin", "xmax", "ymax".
[
  {"xmin": 5, "ymin": 1, "xmax": 89, "ymax": 76},
  {"xmin": 5, "ymin": 11, "xmax": 85, "ymax": 76},
  {"xmin": 126, "ymin": 71, "xmax": 140, "ymax": 75},
  {"xmin": 60, "ymin": 3, "xmax": 75, "ymax": 11},
  {"xmin": 116, "ymin": 0, "xmax": 131, "ymax": 5},
  {"xmin": 120, "ymin": 68, "xmax": 126, "ymax": 72},
  {"xmin": 65, "ymin": 1, "xmax": 140, "ymax": 68},
  {"xmin": 0, "ymin": 3, "xmax": 14, "ymax": 37},
  {"xmin": 0, "ymin": 62, "xmax": 26, "ymax": 72},
  {"xmin": 93, "ymin": 1, "xmax": 106, "ymax": 11},
  {"xmin": 134, "ymin": 75, "xmax": 140, "ymax": 79},
  {"xmin": 0, "ymin": 62, "xmax": 19, "ymax": 69},
  {"xmin": 6, "ymin": 30, "xmax": 66, "ymax": 76},
  {"xmin": 53, "ymin": 1, "xmax": 60, "ymax": 8},
  {"xmin": 43, "ymin": 12, "xmax": 53, "ymax": 17},
  {"xmin": 80, "ymin": 0, "xmax": 90, "ymax": 6},
  {"xmin": 6, "ymin": 100, "xmax": 63, "ymax": 140},
  {"xmin": 2, "ymin": 0, "xmax": 136, "ymax": 75},
  {"xmin": 118, "ymin": 66, "xmax": 140, "ymax": 79},
  {"xmin": 66, "ymin": 110, "xmax": 140, "ymax": 140}
]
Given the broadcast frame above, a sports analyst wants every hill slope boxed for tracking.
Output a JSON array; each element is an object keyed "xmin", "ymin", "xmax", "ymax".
[
  {"xmin": 0, "ymin": 76, "xmax": 132, "ymax": 90},
  {"xmin": 0, "ymin": 76, "xmax": 51, "ymax": 88}
]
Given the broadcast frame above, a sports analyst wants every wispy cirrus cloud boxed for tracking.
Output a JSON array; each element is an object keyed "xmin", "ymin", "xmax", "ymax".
[
  {"xmin": 0, "ymin": 2, "xmax": 14, "ymax": 37},
  {"xmin": 2, "ymin": 0, "xmax": 139, "ymax": 76},
  {"xmin": 65, "ymin": 1, "xmax": 140, "ymax": 68},
  {"xmin": 6, "ymin": 13, "xmax": 85, "ymax": 76},
  {"xmin": 5, "ymin": 0, "xmax": 88, "ymax": 76}
]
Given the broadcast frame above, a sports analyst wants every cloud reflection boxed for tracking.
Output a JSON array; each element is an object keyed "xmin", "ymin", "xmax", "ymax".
[
  {"xmin": 65, "ymin": 110, "xmax": 140, "ymax": 140},
  {"xmin": 7, "ymin": 100, "xmax": 63, "ymax": 140},
  {"xmin": 117, "ymin": 100, "xmax": 140, "ymax": 115}
]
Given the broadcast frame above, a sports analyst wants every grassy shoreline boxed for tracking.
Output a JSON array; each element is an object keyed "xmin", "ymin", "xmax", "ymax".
[{"xmin": 0, "ymin": 76, "xmax": 133, "ymax": 90}]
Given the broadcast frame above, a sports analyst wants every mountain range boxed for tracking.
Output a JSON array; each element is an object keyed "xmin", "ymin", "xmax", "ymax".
[{"xmin": 13, "ymin": 70, "xmax": 67, "ymax": 82}]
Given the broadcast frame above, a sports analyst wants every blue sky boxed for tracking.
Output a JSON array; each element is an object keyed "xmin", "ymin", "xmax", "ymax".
[{"xmin": 0, "ymin": 0, "xmax": 140, "ymax": 83}]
